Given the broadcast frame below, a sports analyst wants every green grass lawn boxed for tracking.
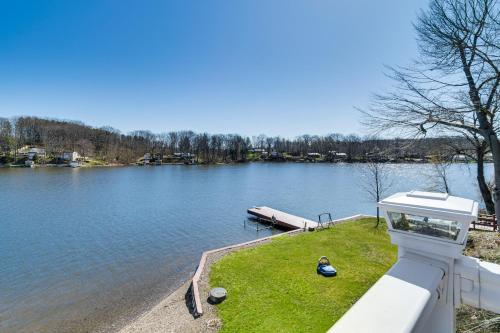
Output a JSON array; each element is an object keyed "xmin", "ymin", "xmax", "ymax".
[{"xmin": 210, "ymin": 218, "xmax": 397, "ymax": 333}]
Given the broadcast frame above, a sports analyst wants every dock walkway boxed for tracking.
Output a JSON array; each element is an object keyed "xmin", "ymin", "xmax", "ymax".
[{"xmin": 247, "ymin": 206, "xmax": 318, "ymax": 230}]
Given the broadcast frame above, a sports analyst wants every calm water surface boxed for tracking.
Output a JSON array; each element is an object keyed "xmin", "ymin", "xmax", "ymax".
[{"xmin": 0, "ymin": 163, "xmax": 489, "ymax": 332}]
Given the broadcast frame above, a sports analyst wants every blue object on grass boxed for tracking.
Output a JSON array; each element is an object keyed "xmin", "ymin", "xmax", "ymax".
[{"xmin": 317, "ymin": 256, "xmax": 337, "ymax": 277}]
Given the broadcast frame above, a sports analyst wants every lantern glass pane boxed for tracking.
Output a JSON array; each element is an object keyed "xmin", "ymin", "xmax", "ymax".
[{"xmin": 388, "ymin": 211, "xmax": 461, "ymax": 241}]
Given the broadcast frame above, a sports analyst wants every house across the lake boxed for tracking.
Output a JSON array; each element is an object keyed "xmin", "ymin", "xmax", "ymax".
[
  {"xmin": 173, "ymin": 152, "xmax": 194, "ymax": 158},
  {"xmin": 61, "ymin": 151, "xmax": 81, "ymax": 162},
  {"xmin": 154, "ymin": 153, "xmax": 162, "ymax": 165},
  {"xmin": 249, "ymin": 148, "xmax": 266, "ymax": 153},
  {"xmin": 307, "ymin": 152, "xmax": 321, "ymax": 159},
  {"xmin": 328, "ymin": 151, "xmax": 347, "ymax": 161},
  {"xmin": 452, "ymin": 154, "xmax": 470, "ymax": 162},
  {"xmin": 19, "ymin": 147, "xmax": 46, "ymax": 160},
  {"xmin": 249, "ymin": 148, "xmax": 268, "ymax": 158},
  {"xmin": 143, "ymin": 153, "xmax": 151, "ymax": 165}
]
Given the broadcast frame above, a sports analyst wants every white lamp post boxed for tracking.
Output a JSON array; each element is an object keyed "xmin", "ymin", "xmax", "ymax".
[{"xmin": 329, "ymin": 191, "xmax": 500, "ymax": 333}]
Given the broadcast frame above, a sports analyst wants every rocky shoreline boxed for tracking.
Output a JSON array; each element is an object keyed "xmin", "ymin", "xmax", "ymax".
[{"xmin": 117, "ymin": 235, "xmax": 283, "ymax": 333}]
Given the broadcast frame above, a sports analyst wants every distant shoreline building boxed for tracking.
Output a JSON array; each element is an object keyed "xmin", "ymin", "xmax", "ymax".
[
  {"xmin": 18, "ymin": 147, "xmax": 47, "ymax": 160},
  {"xmin": 61, "ymin": 151, "xmax": 81, "ymax": 162}
]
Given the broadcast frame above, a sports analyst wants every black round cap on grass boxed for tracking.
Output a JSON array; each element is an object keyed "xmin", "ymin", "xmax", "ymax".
[{"xmin": 209, "ymin": 287, "xmax": 227, "ymax": 304}]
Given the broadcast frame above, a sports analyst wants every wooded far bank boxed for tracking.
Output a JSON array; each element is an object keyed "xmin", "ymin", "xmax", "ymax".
[{"xmin": 0, "ymin": 116, "xmax": 488, "ymax": 167}]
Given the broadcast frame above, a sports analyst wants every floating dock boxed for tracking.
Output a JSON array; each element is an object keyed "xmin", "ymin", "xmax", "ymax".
[{"xmin": 247, "ymin": 206, "xmax": 318, "ymax": 230}]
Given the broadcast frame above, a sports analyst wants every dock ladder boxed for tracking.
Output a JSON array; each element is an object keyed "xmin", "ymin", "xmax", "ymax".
[{"xmin": 317, "ymin": 212, "xmax": 333, "ymax": 229}]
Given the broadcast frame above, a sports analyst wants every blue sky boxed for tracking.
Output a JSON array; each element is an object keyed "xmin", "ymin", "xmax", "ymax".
[{"xmin": 0, "ymin": 0, "xmax": 427, "ymax": 137}]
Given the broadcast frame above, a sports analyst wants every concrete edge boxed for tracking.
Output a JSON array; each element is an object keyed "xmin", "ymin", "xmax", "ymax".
[{"xmin": 191, "ymin": 213, "xmax": 372, "ymax": 317}]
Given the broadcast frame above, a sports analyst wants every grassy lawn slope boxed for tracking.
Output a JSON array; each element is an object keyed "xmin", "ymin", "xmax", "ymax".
[{"xmin": 210, "ymin": 218, "xmax": 397, "ymax": 333}]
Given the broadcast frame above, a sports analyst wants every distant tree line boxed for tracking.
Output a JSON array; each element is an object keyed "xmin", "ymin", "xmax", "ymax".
[{"xmin": 0, "ymin": 116, "xmax": 478, "ymax": 164}]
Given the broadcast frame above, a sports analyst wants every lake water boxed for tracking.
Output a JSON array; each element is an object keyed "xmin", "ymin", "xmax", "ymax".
[{"xmin": 0, "ymin": 163, "xmax": 490, "ymax": 332}]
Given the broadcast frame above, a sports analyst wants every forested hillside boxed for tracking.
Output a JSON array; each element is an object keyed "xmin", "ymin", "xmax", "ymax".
[{"xmin": 0, "ymin": 116, "xmax": 476, "ymax": 164}]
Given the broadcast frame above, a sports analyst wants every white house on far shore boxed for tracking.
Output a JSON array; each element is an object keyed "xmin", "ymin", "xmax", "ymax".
[
  {"xmin": 62, "ymin": 151, "xmax": 80, "ymax": 162},
  {"xmin": 24, "ymin": 147, "xmax": 46, "ymax": 160},
  {"xmin": 328, "ymin": 151, "xmax": 347, "ymax": 160},
  {"xmin": 143, "ymin": 153, "xmax": 151, "ymax": 165}
]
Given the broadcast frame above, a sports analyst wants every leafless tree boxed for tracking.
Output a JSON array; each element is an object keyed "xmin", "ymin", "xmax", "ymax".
[
  {"xmin": 446, "ymin": 130, "xmax": 495, "ymax": 213},
  {"xmin": 252, "ymin": 134, "xmax": 267, "ymax": 150},
  {"xmin": 427, "ymin": 154, "xmax": 453, "ymax": 193},
  {"xmin": 0, "ymin": 118, "xmax": 13, "ymax": 154},
  {"xmin": 362, "ymin": 0, "xmax": 500, "ymax": 228},
  {"xmin": 360, "ymin": 162, "xmax": 394, "ymax": 227}
]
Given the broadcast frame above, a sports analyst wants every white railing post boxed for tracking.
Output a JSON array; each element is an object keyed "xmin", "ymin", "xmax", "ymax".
[{"xmin": 328, "ymin": 191, "xmax": 500, "ymax": 333}]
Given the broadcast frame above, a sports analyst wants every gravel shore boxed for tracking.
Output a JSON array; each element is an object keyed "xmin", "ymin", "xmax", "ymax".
[
  {"xmin": 118, "ymin": 234, "xmax": 284, "ymax": 333},
  {"xmin": 118, "ymin": 279, "xmax": 219, "ymax": 333}
]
